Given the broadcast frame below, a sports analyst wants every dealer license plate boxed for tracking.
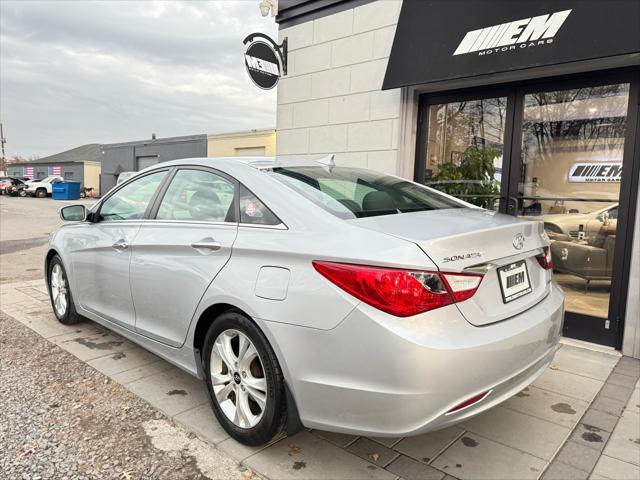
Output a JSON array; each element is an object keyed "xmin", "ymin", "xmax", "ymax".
[{"xmin": 498, "ymin": 260, "xmax": 532, "ymax": 303}]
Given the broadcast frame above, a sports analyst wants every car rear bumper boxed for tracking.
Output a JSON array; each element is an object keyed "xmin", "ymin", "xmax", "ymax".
[{"xmin": 263, "ymin": 281, "xmax": 564, "ymax": 436}]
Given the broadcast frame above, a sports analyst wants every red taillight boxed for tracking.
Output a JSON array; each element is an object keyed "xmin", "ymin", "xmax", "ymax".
[
  {"xmin": 312, "ymin": 261, "xmax": 483, "ymax": 317},
  {"xmin": 446, "ymin": 390, "xmax": 491, "ymax": 415},
  {"xmin": 536, "ymin": 246, "xmax": 553, "ymax": 270}
]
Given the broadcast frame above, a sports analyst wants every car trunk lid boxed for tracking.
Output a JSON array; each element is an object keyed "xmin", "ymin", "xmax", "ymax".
[{"xmin": 349, "ymin": 208, "xmax": 552, "ymax": 326}]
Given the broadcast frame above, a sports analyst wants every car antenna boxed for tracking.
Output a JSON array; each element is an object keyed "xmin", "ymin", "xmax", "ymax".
[{"xmin": 315, "ymin": 154, "xmax": 335, "ymax": 172}]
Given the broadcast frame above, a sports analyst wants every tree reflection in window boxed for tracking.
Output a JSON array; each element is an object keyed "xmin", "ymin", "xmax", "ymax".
[{"xmin": 425, "ymin": 97, "xmax": 506, "ymax": 209}]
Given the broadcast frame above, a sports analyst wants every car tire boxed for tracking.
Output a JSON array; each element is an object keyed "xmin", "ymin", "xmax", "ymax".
[
  {"xmin": 36, "ymin": 188, "xmax": 47, "ymax": 198},
  {"xmin": 48, "ymin": 255, "xmax": 82, "ymax": 325},
  {"xmin": 202, "ymin": 311, "xmax": 286, "ymax": 446},
  {"xmin": 19, "ymin": 190, "xmax": 27, "ymax": 197}
]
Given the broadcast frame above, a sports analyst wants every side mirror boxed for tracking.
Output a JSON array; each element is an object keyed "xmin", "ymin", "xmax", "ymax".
[{"xmin": 60, "ymin": 204, "xmax": 87, "ymax": 222}]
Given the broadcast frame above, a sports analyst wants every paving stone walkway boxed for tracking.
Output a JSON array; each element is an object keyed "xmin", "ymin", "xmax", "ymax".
[{"xmin": 2, "ymin": 278, "xmax": 639, "ymax": 480}]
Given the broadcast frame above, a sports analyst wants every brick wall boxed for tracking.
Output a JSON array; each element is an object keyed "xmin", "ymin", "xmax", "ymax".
[{"xmin": 276, "ymin": 0, "xmax": 403, "ymax": 175}]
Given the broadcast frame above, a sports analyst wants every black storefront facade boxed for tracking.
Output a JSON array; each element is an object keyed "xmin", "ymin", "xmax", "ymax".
[{"xmin": 276, "ymin": 0, "xmax": 640, "ymax": 353}]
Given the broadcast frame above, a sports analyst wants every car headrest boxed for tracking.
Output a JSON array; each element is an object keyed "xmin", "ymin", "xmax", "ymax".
[
  {"xmin": 190, "ymin": 190, "xmax": 220, "ymax": 206},
  {"xmin": 362, "ymin": 191, "xmax": 396, "ymax": 212},
  {"xmin": 188, "ymin": 190, "xmax": 221, "ymax": 220}
]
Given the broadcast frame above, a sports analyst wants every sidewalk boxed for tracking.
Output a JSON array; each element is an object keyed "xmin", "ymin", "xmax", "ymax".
[{"xmin": 2, "ymin": 278, "xmax": 639, "ymax": 480}]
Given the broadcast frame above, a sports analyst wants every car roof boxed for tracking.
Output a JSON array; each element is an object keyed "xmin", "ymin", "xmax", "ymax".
[{"xmin": 141, "ymin": 155, "xmax": 336, "ymax": 174}]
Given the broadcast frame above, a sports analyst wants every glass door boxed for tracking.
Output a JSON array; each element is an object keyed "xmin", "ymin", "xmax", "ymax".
[
  {"xmin": 417, "ymin": 74, "xmax": 638, "ymax": 347},
  {"xmin": 512, "ymin": 82, "xmax": 633, "ymax": 345}
]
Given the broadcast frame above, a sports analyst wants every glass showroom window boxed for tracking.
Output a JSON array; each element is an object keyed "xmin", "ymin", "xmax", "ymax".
[
  {"xmin": 518, "ymin": 83, "xmax": 630, "ymax": 320},
  {"xmin": 424, "ymin": 97, "xmax": 507, "ymax": 210}
]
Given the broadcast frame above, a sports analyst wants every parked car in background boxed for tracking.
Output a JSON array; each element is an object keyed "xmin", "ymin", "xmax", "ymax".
[
  {"xmin": 0, "ymin": 176, "xmax": 11, "ymax": 194},
  {"xmin": 80, "ymin": 186, "xmax": 95, "ymax": 198},
  {"xmin": 24, "ymin": 176, "xmax": 64, "ymax": 198},
  {"xmin": 534, "ymin": 204, "xmax": 618, "ymax": 241},
  {"xmin": 15, "ymin": 179, "xmax": 36, "ymax": 197},
  {"xmin": 1, "ymin": 177, "xmax": 26, "ymax": 195},
  {"xmin": 47, "ymin": 157, "xmax": 563, "ymax": 446},
  {"xmin": 2, "ymin": 177, "xmax": 28, "ymax": 196}
]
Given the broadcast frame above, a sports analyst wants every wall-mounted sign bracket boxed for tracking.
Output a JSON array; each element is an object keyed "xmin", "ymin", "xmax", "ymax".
[{"xmin": 243, "ymin": 32, "xmax": 288, "ymax": 76}]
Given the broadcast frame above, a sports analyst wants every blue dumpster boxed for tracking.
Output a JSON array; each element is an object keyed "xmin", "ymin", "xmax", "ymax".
[{"xmin": 52, "ymin": 181, "xmax": 81, "ymax": 200}]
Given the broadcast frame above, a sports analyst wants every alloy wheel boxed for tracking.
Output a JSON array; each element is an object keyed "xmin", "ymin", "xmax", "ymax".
[
  {"xmin": 50, "ymin": 264, "xmax": 68, "ymax": 317},
  {"xmin": 210, "ymin": 329, "xmax": 267, "ymax": 429}
]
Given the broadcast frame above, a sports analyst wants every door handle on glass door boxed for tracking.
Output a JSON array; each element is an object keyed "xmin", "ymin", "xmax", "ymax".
[
  {"xmin": 112, "ymin": 240, "xmax": 129, "ymax": 250},
  {"xmin": 191, "ymin": 240, "xmax": 222, "ymax": 251}
]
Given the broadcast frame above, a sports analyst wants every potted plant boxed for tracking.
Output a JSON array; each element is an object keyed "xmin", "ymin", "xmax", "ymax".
[{"xmin": 431, "ymin": 146, "xmax": 501, "ymax": 209}]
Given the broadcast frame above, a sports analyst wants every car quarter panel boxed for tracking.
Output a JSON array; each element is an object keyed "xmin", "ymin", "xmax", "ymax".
[{"xmin": 186, "ymin": 224, "xmax": 437, "ymax": 335}]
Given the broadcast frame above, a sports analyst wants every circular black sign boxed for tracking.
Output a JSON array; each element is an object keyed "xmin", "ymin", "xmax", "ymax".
[{"xmin": 244, "ymin": 41, "xmax": 280, "ymax": 90}]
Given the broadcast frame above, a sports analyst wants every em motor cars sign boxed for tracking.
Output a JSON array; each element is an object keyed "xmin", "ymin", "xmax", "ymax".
[
  {"xmin": 243, "ymin": 33, "xmax": 288, "ymax": 90},
  {"xmin": 383, "ymin": 0, "xmax": 640, "ymax": 90},
  {"xmin": 568, "ymin": 162, "xmax": 623, "ymax": 183},
  {"xmin": 453, "ymin": 9, "xmax": 572, "ymax": 56},
  {"xmin": 244, "ymin": 41, "xmax": 280, "ymax": 90}
]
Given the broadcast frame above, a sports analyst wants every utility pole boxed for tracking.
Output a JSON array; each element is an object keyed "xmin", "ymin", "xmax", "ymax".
[{"xmin": 0, "ymin": 123, "xmax": 6, "ymax": 174}]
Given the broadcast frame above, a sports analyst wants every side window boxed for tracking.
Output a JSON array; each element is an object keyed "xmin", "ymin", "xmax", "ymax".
[
  {"xmin": 239, "ymin": 185, "xmax": 281, "ymax": 225},
  {"xmin": 156, "ymin": 169, "xmax": 236, "ymax": 222},
  {"xmin": 99, "ymin": 170, "xmax": 167, "ymax": 222}
]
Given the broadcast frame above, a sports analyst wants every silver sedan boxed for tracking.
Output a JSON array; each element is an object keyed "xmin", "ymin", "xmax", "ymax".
[{"xmin": 47, "ymin": 157, "xmax": 564, "ymax": 445}]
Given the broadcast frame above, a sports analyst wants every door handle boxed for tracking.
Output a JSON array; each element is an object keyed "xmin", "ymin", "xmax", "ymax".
[
  {"xmin": 112, "ymin": 240, "xmax": 129, "ymax": 250},
  {"xmin": 191, "ymin": 240, "xmax": 222, "ymax": 251}
]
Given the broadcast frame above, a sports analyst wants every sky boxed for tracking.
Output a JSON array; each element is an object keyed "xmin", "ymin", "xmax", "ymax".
[{"xmin": 0, "ymin": 0, "xmax": 278, "ymax": 158}]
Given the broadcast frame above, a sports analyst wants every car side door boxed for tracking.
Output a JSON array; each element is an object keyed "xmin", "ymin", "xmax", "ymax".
[
  {"xmin": 129, "ymin": 167, "xmax": 239, "ymax": 347},
  {"xmin": 70, "ymin": 169, "xmax": 169, "ymax": 330}
]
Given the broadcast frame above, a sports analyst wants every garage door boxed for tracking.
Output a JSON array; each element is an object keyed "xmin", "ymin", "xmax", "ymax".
[
  {"xmin": 137, "ymin": 156, "xmax": 159, "ymax": 170},
  {"xmin": 234, "ymin": 147, "xmax": 266, "ymax": 156}
]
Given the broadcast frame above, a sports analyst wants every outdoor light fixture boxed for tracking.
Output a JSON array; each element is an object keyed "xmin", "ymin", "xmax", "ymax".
[{"xmin": 259, "ymin": 0, "xmax": 277, "ymax": 17}]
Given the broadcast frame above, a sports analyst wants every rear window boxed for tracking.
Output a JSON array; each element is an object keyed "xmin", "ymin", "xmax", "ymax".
[{"xmin": 270, "ymin": 166, "xmax": 464, "ymax": 219}]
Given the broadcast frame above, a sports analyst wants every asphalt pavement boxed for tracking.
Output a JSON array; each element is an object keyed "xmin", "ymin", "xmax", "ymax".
[{"xmin": 0, "ymin": 195, "xmax": 95, "ymax": 284}]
